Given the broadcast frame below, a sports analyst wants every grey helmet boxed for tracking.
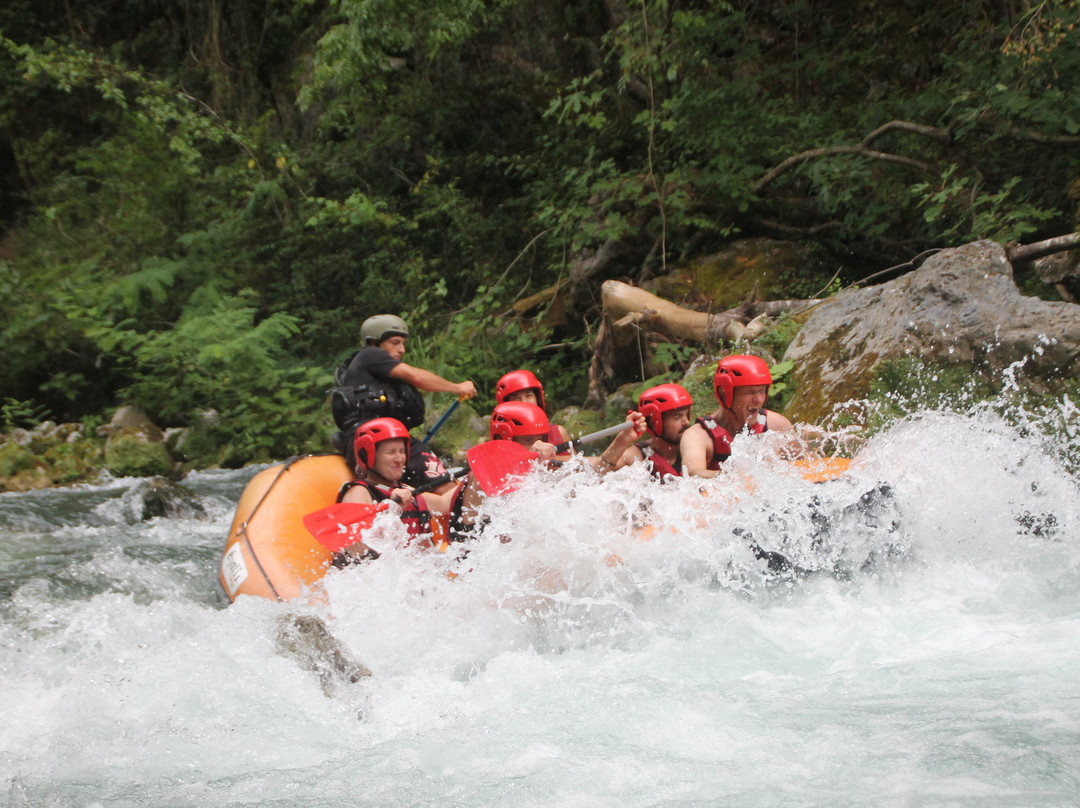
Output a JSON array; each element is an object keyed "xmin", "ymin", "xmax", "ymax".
[{"xmin": 360, "ymin": 314, "xmax": 409, "ymax": 345}]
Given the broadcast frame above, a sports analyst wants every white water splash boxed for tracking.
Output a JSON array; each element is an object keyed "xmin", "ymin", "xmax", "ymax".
[{"xmin": 2, "ymin": 407, "xmax": 1079, "ymax": 806}]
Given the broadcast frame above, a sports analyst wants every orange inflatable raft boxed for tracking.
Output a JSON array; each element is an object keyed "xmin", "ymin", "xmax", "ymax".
[
  {"xmin": 216, "ymin": 453, "xmax": 853, "ymax": 604},
  {"xmin": 217, "ymin": 454, "xmax": 351, "ymax": 604}
]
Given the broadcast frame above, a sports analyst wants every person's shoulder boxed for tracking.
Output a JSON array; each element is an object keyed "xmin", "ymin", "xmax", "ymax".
[
  {"xmin": 355, "ymin": 345, "xmax": 400, "ymax": 369},
  {"xmin": 681, "ymin": 420, "xmax": 710, "ymax": 440},
  {"xmin": 766, "ymin": 409, "xmax": 794, "ymax": 431},
  {"xmin": 355, "ymin": 345, "xmax": 387, "ymax": 360}
]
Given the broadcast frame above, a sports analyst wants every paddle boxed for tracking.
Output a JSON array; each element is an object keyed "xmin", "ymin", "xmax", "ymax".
[
  {"xmin": 303, "ymin": 501, "xmax": 391, "ymax": 553},
  {"xmin": 466, "ymin": 440, "xmax": 537, "ymax": 496},
  {"xmin": 422, "ymin": 396, "xmax": 466, "ymax": 444},
  {"xmin": 552, "ymin": 420, "xmax": 635, "ymax": 455}
]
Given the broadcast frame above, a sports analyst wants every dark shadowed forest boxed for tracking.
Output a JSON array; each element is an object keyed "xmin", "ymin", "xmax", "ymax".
[{"xmin": 2, "ymin": 0, "xmax": 1078, "ymax": 465}]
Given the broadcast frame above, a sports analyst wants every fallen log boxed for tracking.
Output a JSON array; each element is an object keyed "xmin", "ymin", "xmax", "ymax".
[
  {"xmin": 1006, "ymin": 232, "xmax": 1080, "ymax": 265},
  {"xmin": 601, "ymin": 281, "xmax": 820, "ymax": 343},
  {"xmin": 588, "ymin": 281, "xmax": 820, "ymax": 403},
  {"xmin": 601, "ymin": 281, "xmax": 745, "ymax": 343}
]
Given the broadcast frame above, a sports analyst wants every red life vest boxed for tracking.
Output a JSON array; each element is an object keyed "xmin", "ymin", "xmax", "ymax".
[
  {"xmin": 337, "ymin": 479, "xmax": 432, "ymax": 542},
  {"xmin": 637, "ymin": 441, "xmax": 681, "ymax": 481},
  {"xmin": 548, "ymin": 424, "xmax": 565, "ymax": 445},
  {"xmin": 696, "ymin": 412, "xmax": 769, "ymax": 470}
]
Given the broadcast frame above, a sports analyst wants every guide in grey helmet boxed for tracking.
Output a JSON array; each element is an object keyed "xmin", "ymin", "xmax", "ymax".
[{"xmin": 331, "ymin": 314, "xmax": 476, "ymax": 492}]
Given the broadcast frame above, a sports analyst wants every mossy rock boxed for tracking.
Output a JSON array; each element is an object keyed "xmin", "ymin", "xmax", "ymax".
[
  {"xmin": 426, "ymin": 400, "xmax": 486, "ymax": 459},
  {"xmin": 2, "ymin": 467, "xmax": 51, "ymax": 492},
  {"xmin": 552, "ymin": 406, "xmax": 606, "ymax": 440},
  {"xmin": 0, "ymin": 443, "xmax": 37, "ymax": 477},
  {"xmin": 679, "ymin": 355, "xmax": 723, "ymax": 418},
  {"xmin": 646, "ymin": 238, "xmax": 823, "ymax": 311},
  {"xmin": 43, "ymin": 441, "xmax": 104, "ymax": 485},
  {"xmin": 104, "ymin": 432, "xmax": 175, "ymax": 478},
  {"xmin": 603, "ymin": 385, "xmax": 640, "ymax": 423},
  {"xmin": 169, "ymin": 420, "xmax": 230, "ymax": 465}
]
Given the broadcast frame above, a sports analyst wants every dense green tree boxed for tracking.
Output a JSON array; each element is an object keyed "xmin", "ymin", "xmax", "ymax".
[{"xmin": 1, "ymin": 0, "xmax": 1078, "ymax": 463}]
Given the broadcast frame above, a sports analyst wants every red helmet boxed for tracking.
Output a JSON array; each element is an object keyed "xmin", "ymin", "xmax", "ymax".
[
  {"xmin": 638, "ymin": 384, "xmax": 693, "ymax": 437},
  {"xmin": 714, "ymin": 355, "xmax": 772, "ymax": 409},
  {"xmin": 353, "ymin": 417, "xmax": 411, "ymax": 470},
  {"xmin": 490, "ymin": 401, "xmax": 550, "ymax": 441},
  {"xmin": 495, "ymin": 369, "xmax": 546, "ymax": 411}
]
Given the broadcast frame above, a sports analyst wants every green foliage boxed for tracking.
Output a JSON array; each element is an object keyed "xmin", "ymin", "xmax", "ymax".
[
  {"xmin": 1, "ymin": 398, "xmax": 52, "ymax": 432},
  {"xmin": 865, "ymin": 358, "xmax": 995, "ymax": 431},
  {"xmin": 401, "ymin": 289, "xmax": 590, "ymax": 413},
  {"xmin": 766, "ymin": 359, "xmax": 795, "ymax": 412},
  {"xmin": 752, "ymin": 315, "xmax": 803, "ymax": 363},
  {"xmin": 652, "ymin": 341, "xmax": 698, "ymax": 372},
  {"xmin": 4, "ymin": 0, "xmax": 1080, "ymax": 476},
  {"xmin": 912, "ymin": 169, "xmax": 1059, "ymax": 245},
  {"xmin": 119, "ymin": 292, "xmax": 331, "ymax": 463}
]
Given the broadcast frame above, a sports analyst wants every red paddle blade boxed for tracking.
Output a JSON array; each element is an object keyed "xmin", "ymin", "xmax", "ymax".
[
  {"xmin": 302, "ymin": 502, "xmax": 390, "ymax": 553},
  {"xmin": 466, "ymin": 440, "xmax": 538, "ymax": 496}
]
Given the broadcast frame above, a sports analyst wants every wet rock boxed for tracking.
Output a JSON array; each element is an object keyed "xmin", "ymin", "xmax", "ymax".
[
  {"xmin": 123, "ymin": 477, "xmax": 208, "ymax": 521},
  {"xmin": 784, "ymin": 240, "xmax": 1080, "ymax": 423},
  {"xmin": 275, "ymin": 613, "xmax": 372, "ymax": 700}
]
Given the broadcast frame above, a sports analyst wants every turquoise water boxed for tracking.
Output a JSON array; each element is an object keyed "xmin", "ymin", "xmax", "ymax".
[{"xmin": 1, "ymin": 405, "xmax": 1078, "ymax": 807}]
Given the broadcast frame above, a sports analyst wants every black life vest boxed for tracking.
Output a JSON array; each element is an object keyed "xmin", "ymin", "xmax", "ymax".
[
  {"xmin": 336, "ymin": 479, "xmax": 433, "ymax": 542},
  {"xmin": 697, "ymin": 412, "xmax": 768, "ymax": 470},
  {"xmin": 331, "ymin": 350, "xmax": 426, "ymax": 431},
  {"xmin": 446, "ymin": 478, "xmax": 489, "ymax": 544}
]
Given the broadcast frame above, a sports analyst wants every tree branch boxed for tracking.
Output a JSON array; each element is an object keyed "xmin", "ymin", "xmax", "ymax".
[
  {"xmin": 861, "ymin": 120, "xmax": 954, "ymax": 146},
  {"xmin": 751, "ymin": 145, "xmax": 931, "ymax": 194},
  {"xmin": 1007, "ymin": 232, "xmax": 1080, "ymax": 264}
]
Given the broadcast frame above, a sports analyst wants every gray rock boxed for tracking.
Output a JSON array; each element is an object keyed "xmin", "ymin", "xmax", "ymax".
[
  {"xmin": 122, "ymin": 477, "xmax": 208, "ymax": 521},
  {"xmin": 784, "ymin": 240, "xmax": 1080, "ymax": 423},
  {"xmin": 275, "ymin": 614, "xmax": 372, "ymax": 702},
  {"xmin": 97, "ymin": 405, "xmax": 165, "ymax": 441}
]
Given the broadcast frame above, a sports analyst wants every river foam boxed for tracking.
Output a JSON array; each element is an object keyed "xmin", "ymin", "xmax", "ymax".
[{"xmin": 2, "ymin": 403, "xmax": 1079, "ymax": 806}]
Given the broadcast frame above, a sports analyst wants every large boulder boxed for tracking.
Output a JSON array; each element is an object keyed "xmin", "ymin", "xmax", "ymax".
[
  {"xmin": 101, "ymin": 405, "xmax": 175, "ymax": 478},
  {"xmin": 783, "ymin": 240, "xmax": 1080, "ymax": 424},
  {"xmin": 646, "ymin": 237, "xmax": 826, "ymax": 310},
  {"xmin": 98, "ymin": 405, "xmax": 165, "ymax": 441}
]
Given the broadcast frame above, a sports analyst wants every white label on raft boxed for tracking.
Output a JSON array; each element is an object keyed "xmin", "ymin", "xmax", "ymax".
[{"xmin": 222, "ymin": 543, "xmax": 249, "ymax": 595}]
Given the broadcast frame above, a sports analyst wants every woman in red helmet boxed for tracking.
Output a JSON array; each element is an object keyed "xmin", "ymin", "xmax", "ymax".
[
  {"xmin": 597, "ymin": 383, "xmax": 693, "ymax": 480},
  {"xmin": 336, "ymin": 417, "xmax": 453, "ymax": 561},
  {"xmin": 680, "ymin": 355, "xmax": 794, "ymax": 478},
  {"xmin": 494, "ymin": 370, "xmax": 571, "ymax": 444}
]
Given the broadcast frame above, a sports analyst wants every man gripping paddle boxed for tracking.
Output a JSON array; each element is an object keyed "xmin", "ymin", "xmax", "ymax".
[{"xmin": 331, "ymin": 313, "xmax": 476, "ymax": 491}]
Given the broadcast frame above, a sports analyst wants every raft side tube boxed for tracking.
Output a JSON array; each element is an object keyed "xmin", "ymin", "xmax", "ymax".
[{"xmin": 218, "ymin": 454, "xmax": 352, "ymax": 603}]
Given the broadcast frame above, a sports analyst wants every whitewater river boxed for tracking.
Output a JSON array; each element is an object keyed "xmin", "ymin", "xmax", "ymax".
[{"xmin": 2, "ymin": 402, "xmax": 1079, "ymax": 807}]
